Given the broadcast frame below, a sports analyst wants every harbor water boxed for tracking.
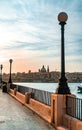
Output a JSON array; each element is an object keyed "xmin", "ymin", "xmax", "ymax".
[{"xmin": 14, "ymin": 83, "xmax": 82, "ymax": 99}]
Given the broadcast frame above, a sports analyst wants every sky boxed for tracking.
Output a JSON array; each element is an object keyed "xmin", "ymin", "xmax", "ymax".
[{"xmin": 0, "ymin": 0, "xmax": 82, "ymax": 73}]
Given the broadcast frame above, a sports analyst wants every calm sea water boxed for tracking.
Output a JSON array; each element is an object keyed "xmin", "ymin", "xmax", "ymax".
[{"xmin": 14, "ymin": 82, "xmax": 82, "ymax": 99}]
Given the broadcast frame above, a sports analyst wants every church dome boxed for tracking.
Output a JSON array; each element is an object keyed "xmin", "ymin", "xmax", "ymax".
[{"xmin": 41, "ymin": 65, "xmax": 46, "ymax": 72}]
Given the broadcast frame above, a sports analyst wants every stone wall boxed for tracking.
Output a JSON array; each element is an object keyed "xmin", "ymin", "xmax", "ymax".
[
  {"xmin": 63, "ymin": 114, "xmax": 82, "ymax": 130},
  {"xmin": 7, "ymin": 84, "xmax": 82, "ymax": 130},
  {"xmin": 8, "ymin": 88, "xmax": 51, "ymax": 123}
]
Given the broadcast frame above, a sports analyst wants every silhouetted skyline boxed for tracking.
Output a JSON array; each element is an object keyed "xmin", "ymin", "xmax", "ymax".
[{"xmin": 0, "ymin": 0, "xmax": 82, "ymax": 73}]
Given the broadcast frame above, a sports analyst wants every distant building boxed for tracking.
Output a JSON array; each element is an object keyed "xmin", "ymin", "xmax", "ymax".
[
  {"xmin": 47, "ymin": 65, "xmax": 49, "ymax": 73},
  {"xmin": 2, "ymin": 65, "xmax": 82, "ymax": 83},
  {"xmin": 40, "ymin": 65, "xmax": 46, "ymax": 73}
]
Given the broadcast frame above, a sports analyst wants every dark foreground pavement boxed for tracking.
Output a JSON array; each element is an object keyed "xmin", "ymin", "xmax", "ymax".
[{"xmin": 0, "ymin": 90, "xmax": 55, "ymax": 130}]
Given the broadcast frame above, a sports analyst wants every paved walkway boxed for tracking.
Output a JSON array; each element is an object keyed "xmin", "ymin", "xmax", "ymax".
[{"xmin": 0, "ymin": 90, "xmax": 55, "ymax": 130}]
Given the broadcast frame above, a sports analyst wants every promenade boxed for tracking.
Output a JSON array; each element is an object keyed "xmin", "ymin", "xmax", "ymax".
[{"xmin": 0, "ymin": 90, "xmax": 55, "ymax": 130}]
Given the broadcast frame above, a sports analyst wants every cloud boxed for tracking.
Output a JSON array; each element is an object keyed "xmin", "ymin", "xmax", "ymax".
[{"xmin": 0, "ymin": 0, "xmax": 82, "ymax": 72}]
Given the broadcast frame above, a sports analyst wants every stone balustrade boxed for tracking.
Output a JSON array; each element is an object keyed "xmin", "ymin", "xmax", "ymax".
[{"xmin": 6, "ymin": 83, "xmax": 82, "ymax": 130}]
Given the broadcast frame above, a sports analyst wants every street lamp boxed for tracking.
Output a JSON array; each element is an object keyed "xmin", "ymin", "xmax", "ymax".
[
  {"xmin": 8, "ymin": 59, "xmax": 13, "ymax": 83},
  {"xmin": 56, "ymin": 12, "xmax": 70, "ymax": 94},
  {"xmin": 0, "ymin": 64, "xmax": 3, "ymax": 83}
]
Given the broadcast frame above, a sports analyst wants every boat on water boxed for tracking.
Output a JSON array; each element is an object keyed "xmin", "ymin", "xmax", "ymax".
[{"xmin": 77, "ymin": 83, "xmax": 82, "ymax": 93}]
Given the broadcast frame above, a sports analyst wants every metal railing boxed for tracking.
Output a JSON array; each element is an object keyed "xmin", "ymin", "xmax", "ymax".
[
  {"xmin": 10, "ymin": 84, "xmax": 52, "ymax": 106},
  {"xmin": 66, "ymin": 96, "xmax": 82, "ymax": 121}
]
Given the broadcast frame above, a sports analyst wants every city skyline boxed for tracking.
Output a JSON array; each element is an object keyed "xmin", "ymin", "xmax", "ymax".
[{"xmin": 0, "ymin": 0, "xmax": 82, "ymax": 73}]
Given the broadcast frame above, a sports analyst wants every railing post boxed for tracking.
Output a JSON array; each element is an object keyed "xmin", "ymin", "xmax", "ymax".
[
  {"xmin": 51, "ymin": 94, "xmax": 66, "ymax": 127},
  {"xmin": 14, "ymin": 88, "xmax": 17, "ymax": 96},
  {"xmin": 25, "ymin": 92, "xmax": 31, "ymax": 104}
]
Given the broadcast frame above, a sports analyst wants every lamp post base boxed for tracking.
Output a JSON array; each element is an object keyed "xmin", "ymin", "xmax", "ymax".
[
  {"xmin": 8, "ymin": 78, "xmax": 12, "ymax": 84},
  {"xmin": 56, "ymin": 77, "xmax": 71, "ymax": 94}
]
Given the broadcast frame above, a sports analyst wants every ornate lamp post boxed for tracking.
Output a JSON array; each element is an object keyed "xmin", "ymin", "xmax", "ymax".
[
  {"xmin": 56, "ymin": 12, "xmax": 70, "ymax": 94},
  {"xmin": 8, "ymin": 59, "xmax": 13, "ymax": 83},
  {"xmin": 0, "ymin": 64, "xmax": 3, "ymax": 83}
]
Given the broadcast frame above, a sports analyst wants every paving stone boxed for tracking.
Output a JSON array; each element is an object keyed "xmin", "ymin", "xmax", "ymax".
[{"xmin": 0, "ymin": 90, "xmax": 55, "ymax": 130}]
